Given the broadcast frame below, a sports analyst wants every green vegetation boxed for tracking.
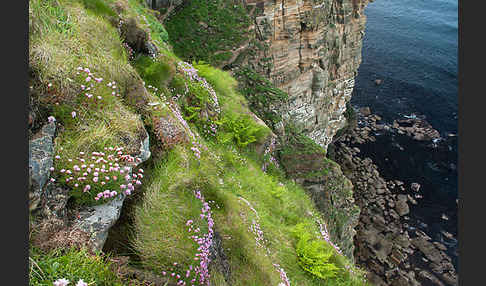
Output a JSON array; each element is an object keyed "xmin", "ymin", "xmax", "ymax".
[
  {"xmin": 80, "ymin": 0, "xmax": 117, "ymax": 17},
  {"xmin": 29, "ymin": 247, "xmax": 123, "ymax": 286},
  {"xmin": 127, "ymin": 0, "xmax": 169, "ymax": 45},
  {"xmin": 234, "ymin": 67, "xmax": 289, "ymax": 128},
  {"xmin": 164, "ymin": 0, "xmax": 251, "ymax": 66},
  {"xmin": 133, "ymin": 54, "xmax": 174, "ymax": 89},
  {"xmin": 293, "ymin": 224, "xmax": 340, "ymax": 279},
  {"xmin": 282, "ymin": 123, "xmax": 326, "ymax": 157},
  {"xmin": 216, "ymin": 112, "xmax": 268, "ymax": 148}
]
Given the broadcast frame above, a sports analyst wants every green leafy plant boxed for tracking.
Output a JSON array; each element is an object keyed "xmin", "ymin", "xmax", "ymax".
[
  {"xmin": 292, "ymin": 224, "xmax": 340, "ymax": 280},
  {"xmin": 217, "ymin": 112, "xmax": 267, "ymax": 148}
]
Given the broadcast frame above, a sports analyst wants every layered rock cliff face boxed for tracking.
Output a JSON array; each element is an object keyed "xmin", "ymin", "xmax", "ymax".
[{"xmin": 242, "ymin": 0, "xmax": 369, "ymax": 150}]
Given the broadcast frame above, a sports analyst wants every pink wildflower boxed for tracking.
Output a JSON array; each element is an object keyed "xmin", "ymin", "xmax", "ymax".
[
  {"xmin": 53, "ymin": 278, "xmax": 70, "ymax": 286},
  {"xmin": 76, "ymin": 279, "xmax": 88, "ymax": 286}
]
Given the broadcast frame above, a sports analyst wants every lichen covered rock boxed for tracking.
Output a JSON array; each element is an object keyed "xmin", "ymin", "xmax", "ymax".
[{"xmin": 29, "ymin": 121, "xmax": 56, "ymax": 211}]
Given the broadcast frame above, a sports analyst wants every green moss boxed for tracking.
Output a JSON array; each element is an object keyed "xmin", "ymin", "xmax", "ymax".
[{"xmin": 29, "ymin": 247, "xmax": 123, "ymax": 286}]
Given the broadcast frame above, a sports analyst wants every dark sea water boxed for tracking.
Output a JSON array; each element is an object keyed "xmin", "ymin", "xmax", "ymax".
[
  {"xmin": 352, "ymin": 0, "xmax": 458, "ymax": 134},
  {"xmin": 350, "ymin": 0, "xmax": 459, "ymax": 270}
]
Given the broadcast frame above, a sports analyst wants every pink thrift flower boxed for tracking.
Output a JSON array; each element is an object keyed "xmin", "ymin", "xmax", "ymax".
[
  {"xmin": 84, "ymin": 185, "xmax": 91, "ymax": 192},
  {"xmin": 85, "ymin": 77, "xmax": 91, "ymax": 82},
  {"xmin": 49, "ymin": 167, "xmax": 55, "ymax": 171},
  {"xmin": 93, "ymin": 177, "xmax": 98, "ymax": 183},
  {"xmin": 48, "ymin": 116, "xmax": 56, "ymax": 123},
  {"xmin": 71, "ymin": 111, "xmax": 76, "ymax": 118},
  {"xmin": 53, "ymin": 278, "xmax": 70, "ymax": 286},
  {"xmin": 76, "ymin": 279, "xmax": 88, "ymax": 286}
]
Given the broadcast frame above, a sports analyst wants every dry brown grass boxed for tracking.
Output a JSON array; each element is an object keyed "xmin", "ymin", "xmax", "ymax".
[{"xmin": 30, "ymin": 217, "xmax": 91, "ymax": 253}]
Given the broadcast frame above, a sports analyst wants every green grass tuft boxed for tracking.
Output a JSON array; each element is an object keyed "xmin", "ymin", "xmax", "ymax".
[
  {"xmin": 29, "ymin": 247, "xmax": 123, "ymax": 286},
  {"xmin": 80, "ymin": 0, "xmax": 117, "ymax": 17}
]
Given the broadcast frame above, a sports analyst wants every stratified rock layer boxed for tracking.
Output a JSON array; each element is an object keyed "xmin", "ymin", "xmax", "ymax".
[{"xmin": 243, "ymin": 0, "xmax": 369, "ymax": 150}]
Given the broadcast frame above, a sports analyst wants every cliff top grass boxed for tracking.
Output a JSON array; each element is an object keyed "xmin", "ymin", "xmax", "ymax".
[{"xmin": 164, "ymin": 0, "xmax": 251, "ymax": 67}]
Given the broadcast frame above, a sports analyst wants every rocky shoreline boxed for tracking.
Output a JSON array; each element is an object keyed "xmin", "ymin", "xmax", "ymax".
[{"xmin": 330, "ymin": 109, "xmax": 458, "ymax": 286}]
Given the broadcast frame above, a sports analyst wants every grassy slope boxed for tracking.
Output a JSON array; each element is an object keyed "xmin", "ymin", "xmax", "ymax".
[{"xmin": 29, "ymin": 0, "xmax": 369, "ymax": 285}]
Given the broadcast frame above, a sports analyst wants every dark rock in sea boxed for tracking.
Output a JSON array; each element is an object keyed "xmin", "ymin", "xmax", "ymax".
[
  {"xmin": 411, "ymin": 182, "xmax": 421, "ymax": 192},
  {"xmin": 360, "ymin": 106, "xmax": 372, "ymax": 116}
]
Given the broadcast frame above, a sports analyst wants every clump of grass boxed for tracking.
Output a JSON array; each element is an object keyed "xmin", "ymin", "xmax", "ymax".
[
  {"xmin": 80, "ymin": 0, "xmax": 117, "ymax": 17},
  {"xmin": 29, "ymin": 247, "xmax": 123, "ymax": 286},
  {"xmin": 30, "ymin": 0, "xmax": 132, "ymax": 95}
]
